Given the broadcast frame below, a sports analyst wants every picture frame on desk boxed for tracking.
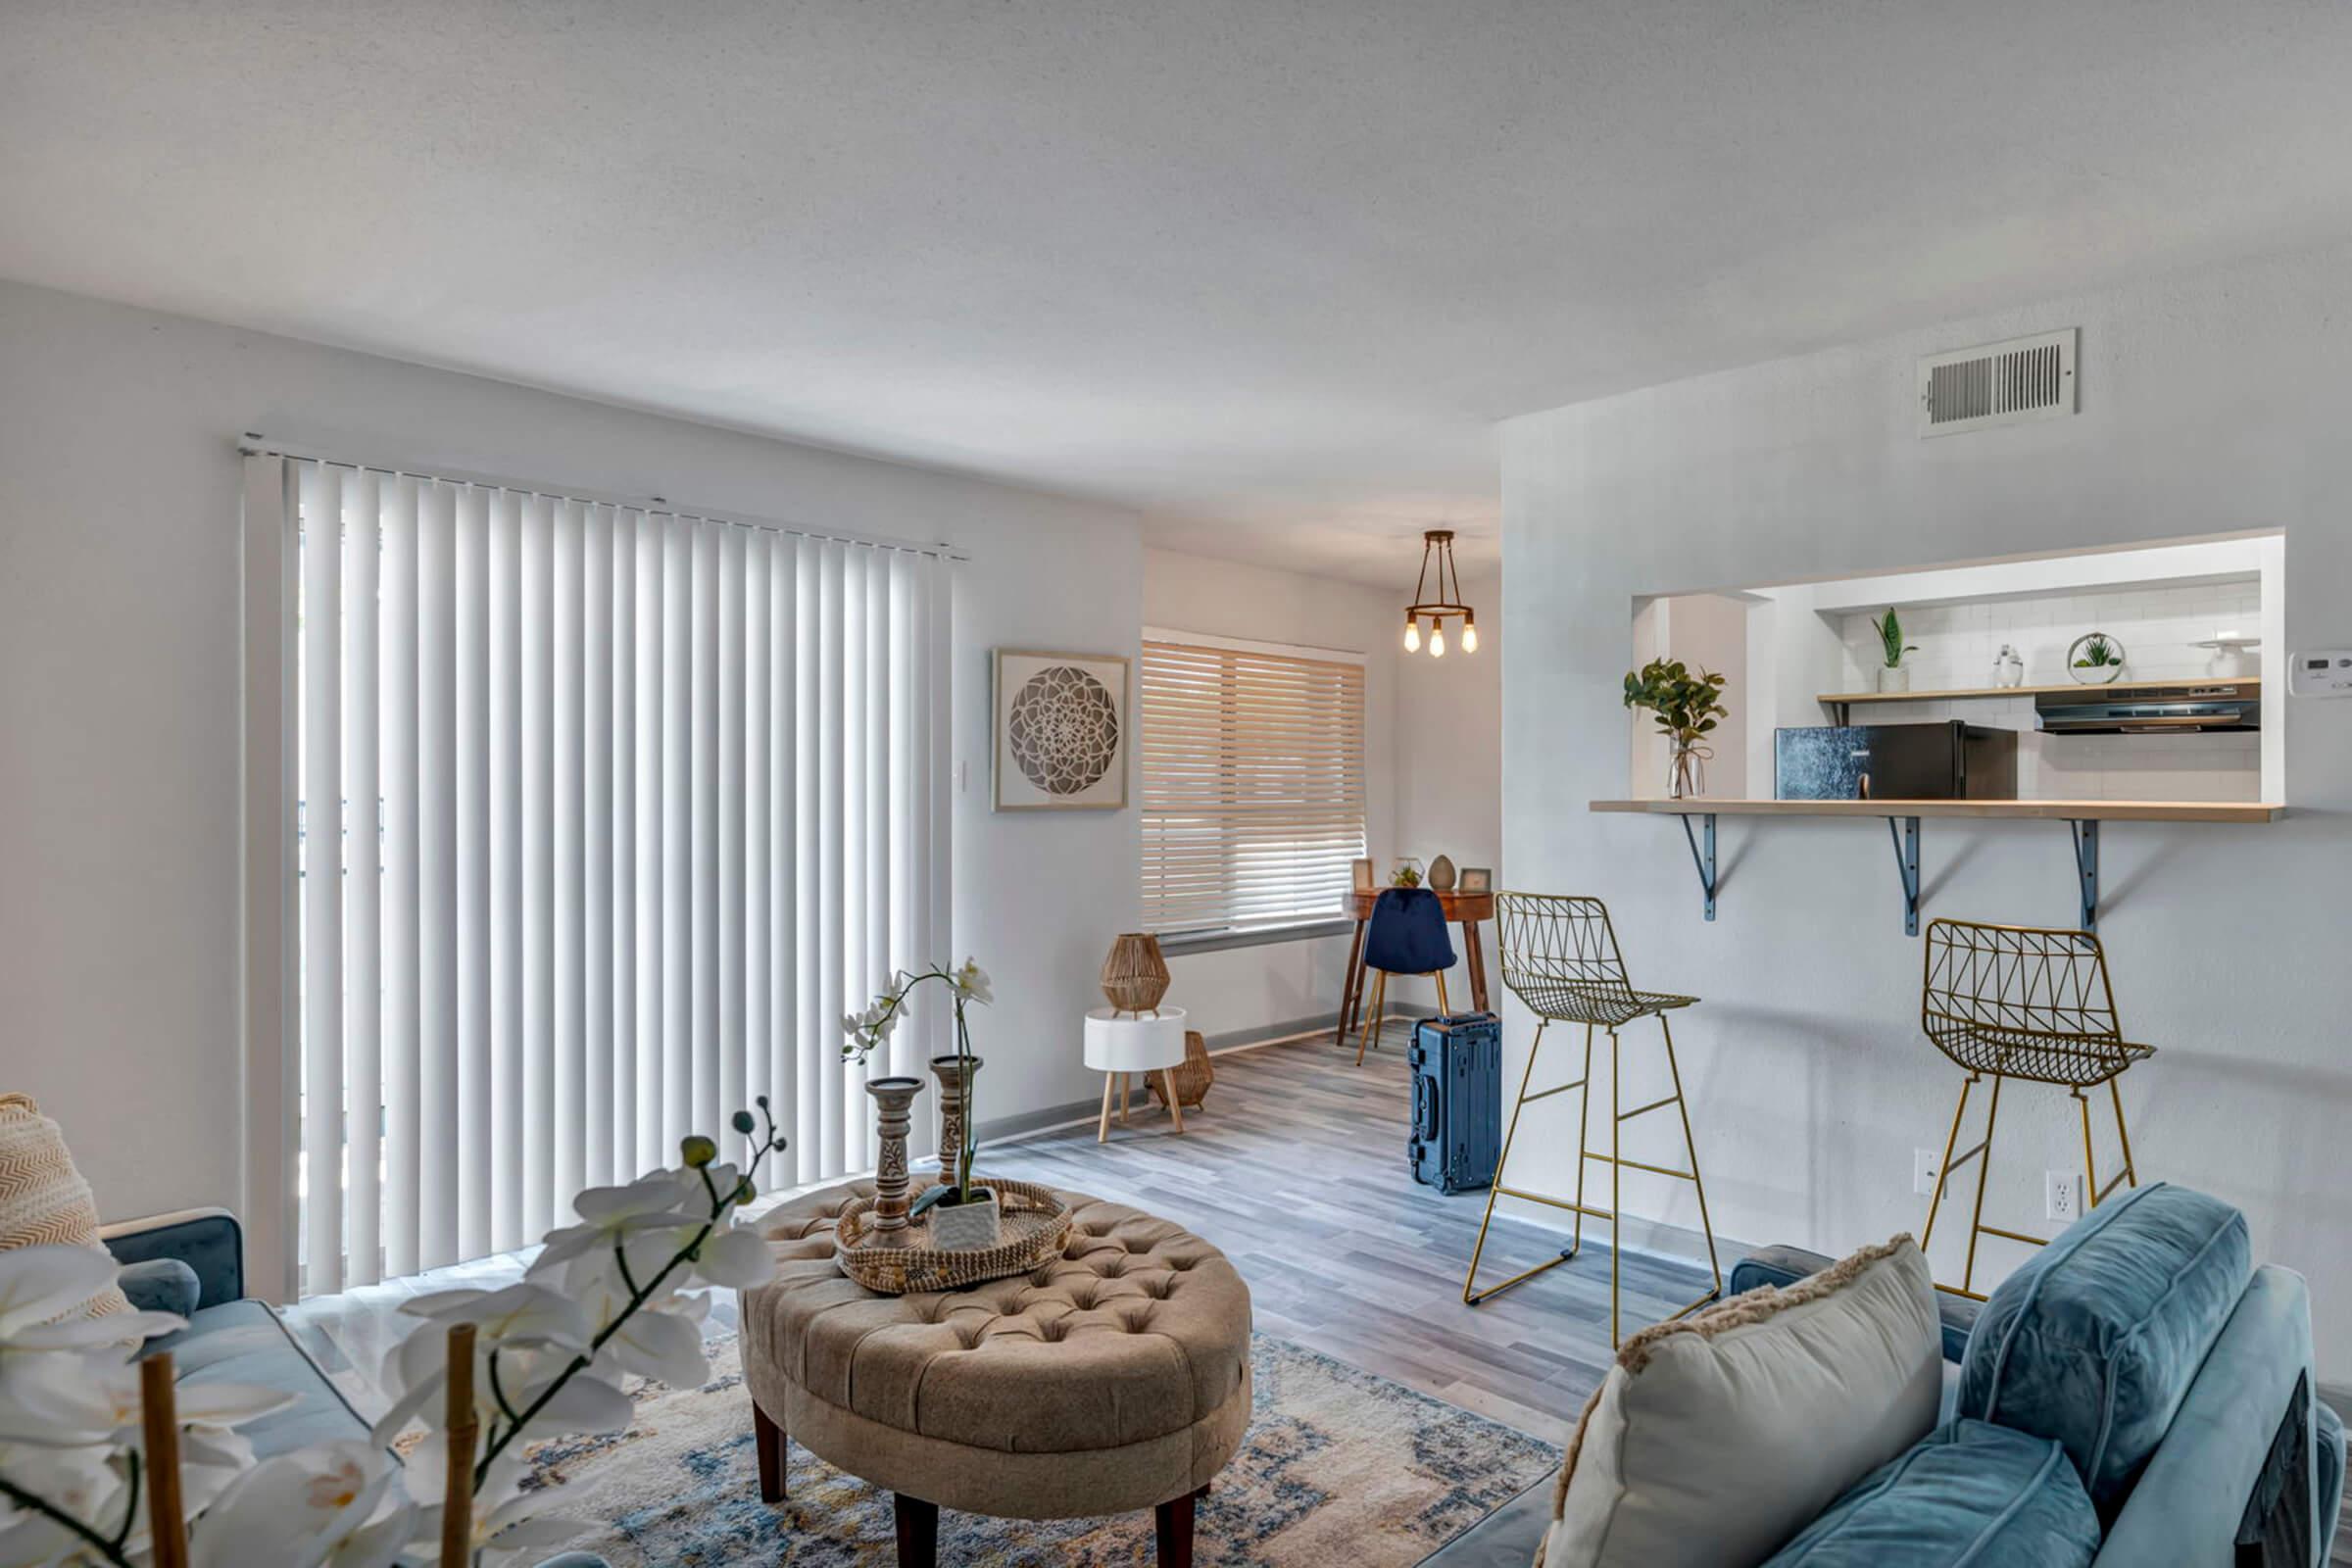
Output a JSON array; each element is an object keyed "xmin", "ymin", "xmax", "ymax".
[
  {"xmin": 1458, "ymin": 866, "xmax": 1493, "ymax": 894},
  {"xmin": 1351, "ymin": 858, "xmax": 1375, "ymax": 894}
]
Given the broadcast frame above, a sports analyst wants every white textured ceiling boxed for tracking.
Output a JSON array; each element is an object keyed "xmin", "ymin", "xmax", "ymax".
[{"xmin": 6, "ymin": 2, "xmax": 2352, "ymax": 584}]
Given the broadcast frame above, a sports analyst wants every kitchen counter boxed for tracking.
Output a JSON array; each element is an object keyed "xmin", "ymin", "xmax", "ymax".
[{"xmin": 1590, "ymin": 798, "xmax": 2284, "ymax": 823}]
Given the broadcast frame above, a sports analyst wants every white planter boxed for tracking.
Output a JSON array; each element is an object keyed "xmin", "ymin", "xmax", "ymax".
[
  {"xmin": 930, "ymin": 1190, "xmax": 1003, "ymax": 1250},
  {"xmin": 1877, "ymin": 665, "xmax": 1911, "ymax": 693}
]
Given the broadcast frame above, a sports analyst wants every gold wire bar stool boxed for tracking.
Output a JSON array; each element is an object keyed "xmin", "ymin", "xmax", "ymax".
[
  {"xmin": 1462, "ymin": 893, "xmax": 1723, "ymax": 1347},
  {"xmin": 1917, "ymin": 918, "xmax": 2155, "ymax": 1301}
]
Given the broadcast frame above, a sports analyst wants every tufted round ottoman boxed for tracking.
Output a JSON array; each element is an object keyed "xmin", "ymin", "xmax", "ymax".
[{"xmin": 742, "ymin": 1181, "xmax": 1253, "ymax": 1567}]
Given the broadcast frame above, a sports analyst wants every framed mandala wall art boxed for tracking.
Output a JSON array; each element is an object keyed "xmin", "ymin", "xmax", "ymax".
[{"xmin": 993, "ymin": 649, "xmax": 1131, "ymax": 810}]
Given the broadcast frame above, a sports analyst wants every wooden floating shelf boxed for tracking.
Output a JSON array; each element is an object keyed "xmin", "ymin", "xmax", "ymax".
[
  {"xmin": 1818, "ymin": 677, "xmax": 2261, "ymax": 708},
  {"xmin": 1590, "ymin": 798, "xmax": 2286, "ymax": 935},
  {"xmin": 1590, "ymin": 798, "xmax": 2284, "ymax": 824}
]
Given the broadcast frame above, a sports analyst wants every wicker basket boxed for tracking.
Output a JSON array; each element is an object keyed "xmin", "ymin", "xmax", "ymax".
[
  {"xmin": 833, "ymin": 1177, "xmax": 1075, "ymax": 1295},
  {"xmin": 1147, "ymin": 1030, "xmax": 1215, "ymax": 1110},
  {"xmin": 1100, "ymin": 932, "xmax": 1171, "ymax": 1013}
]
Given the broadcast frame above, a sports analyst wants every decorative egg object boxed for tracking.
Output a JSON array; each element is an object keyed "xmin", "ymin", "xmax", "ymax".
[{"xmin": 1428, "ymin": 855, "xmax": 1458, "ymax": 892}]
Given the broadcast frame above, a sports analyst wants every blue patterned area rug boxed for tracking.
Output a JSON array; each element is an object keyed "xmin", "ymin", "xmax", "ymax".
[{"xmin": 524, "ymin": 1333, "xmax": 1560, "ymax": 1566}]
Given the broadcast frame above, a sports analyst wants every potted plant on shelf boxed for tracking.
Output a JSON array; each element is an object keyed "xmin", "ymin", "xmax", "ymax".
[
  {"xmin": 1872, "ymin": 608, "xmax": 1919, "ymax": 692},
  {"xmin": 2070, "ymin": 631, "xmax": 2128, "ymax": 685},
  {"xmin": 1622, "ymin": 658, "xmax": 1729, "ymax": 800},
  {"xmin": 844, "ymin": 957, "xmax": 998, "ymax": 1250}
]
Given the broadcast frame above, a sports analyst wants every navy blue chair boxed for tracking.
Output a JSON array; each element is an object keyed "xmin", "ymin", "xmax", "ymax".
[{"xmin": 1354, "ymin": 887, "xmax": 1456, "ymax": 1065}]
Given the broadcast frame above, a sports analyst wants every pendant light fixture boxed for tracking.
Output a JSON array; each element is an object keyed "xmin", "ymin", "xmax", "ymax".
[{"xmin": 1400, "ymin": 528, "xmax": 1477, "ymax": 658}]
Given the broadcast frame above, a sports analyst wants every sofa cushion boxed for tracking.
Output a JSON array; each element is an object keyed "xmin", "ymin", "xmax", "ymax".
[
  {"xmin": 1733, "ymin": 1244, "xmax": 1982, "ymax": 1363},
  {"xmin": 1761, "ymin": 1419, "xmax": 2100, "ymax": 1567},
  {"xmin": 1959, "ymin": 1182, "xmax": 2249, "ymax": 1520},
  {"xmin": 148, "ymin": 1299, "xmax": 373, "ymax": 1459},
  {"xmin": 1540, "ymin": 1236, "xmax": 1942, "ymax": 1568}
]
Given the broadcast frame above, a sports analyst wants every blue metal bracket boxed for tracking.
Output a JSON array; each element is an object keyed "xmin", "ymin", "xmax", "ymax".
[
  {"xmin": 2071, "ymin": 819, "xmax": 2100, "ymax": 933},
  {"xmin": 1887, "ymin": 815, "xmax": 1922, "ymax": 936},
  {"xmin": 1680, "ymin": 812, "xmax": 1717, "ymax": 921}
]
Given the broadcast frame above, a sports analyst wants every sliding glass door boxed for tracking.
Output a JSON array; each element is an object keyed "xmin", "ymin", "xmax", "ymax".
[{"xmin": 263, "ymin": 453, "xmax": 951, "ymax": 1294}]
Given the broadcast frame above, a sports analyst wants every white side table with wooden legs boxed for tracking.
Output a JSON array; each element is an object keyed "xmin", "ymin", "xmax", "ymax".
[{"xmin": 1084, "ymin": 1006, "xmax": 1190, "ymax": 1143}]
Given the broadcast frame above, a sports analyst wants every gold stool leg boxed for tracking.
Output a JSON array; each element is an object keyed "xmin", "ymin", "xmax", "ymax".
[
  {"xmin": 1920, "ymin": 1073, "xmax": 1976, "ymax": 1254},
  {"xmin": 1463, "ymin": 1020, "xmax": 1550, "ymax": 1305},
  {"xmin": 2110, "ymin": 1076, "xmax": 2139, "ymax": 1191},
  {"xmin": 1435, "ymin": 971, "xmax": 1451, "ymax": 1014},
  {"xmin": 1571, "ymin": 1023, "xmax": 1593, "ymax": 1258},
  {"xmin": 1961, "ymin": 1073, "xmax": 2005, "ymax": 1300},
  {"xmin": 1608, "ymin": 1027, "xmax": 1623, "ymax": 1348},
  {"xmin": 1353, "ymin": 971, "xmax": 1386, "ymax": 1067},
  {"xmin": 1658, "ymin": 1012, "xmax": 1723, "ymax": 1299},
  {"xmin": 2075, "ymin": 1089, "xmax": 2099, "ymax": 1213}
]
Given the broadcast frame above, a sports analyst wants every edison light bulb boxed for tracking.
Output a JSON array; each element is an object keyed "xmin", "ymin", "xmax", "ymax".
[
  {"xmin": 1462, "ymin": 619, "xmax": 1480, "ymax": 654},
  {"xmin": 1431, "ymin": 625, "xmax": 1446, "ymax": 658},
  {"xmin": 1402, "ymin": 617, "xmax": 1420, "ymax": 652}
]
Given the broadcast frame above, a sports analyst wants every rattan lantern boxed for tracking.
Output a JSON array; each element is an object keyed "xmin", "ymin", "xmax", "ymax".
[{"xmin": 1101, "ymin": 932, "xmax": 1172, "ymax": 1014}]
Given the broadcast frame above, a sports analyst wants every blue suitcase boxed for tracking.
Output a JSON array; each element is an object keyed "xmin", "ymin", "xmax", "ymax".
[{"xmin": 1407, "ymin": 1012, "xmax": 1501, "ymax": 1195}]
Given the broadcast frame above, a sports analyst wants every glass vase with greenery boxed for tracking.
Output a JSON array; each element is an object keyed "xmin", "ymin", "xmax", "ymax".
[{"xmin": 1622, "ymin": 658, "xmax": 1730, "ymax": 799}]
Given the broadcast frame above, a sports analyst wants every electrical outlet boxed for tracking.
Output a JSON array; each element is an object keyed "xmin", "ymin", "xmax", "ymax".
[
  {"xmin": 2046, "ymin": 1170, "xmax": 2082, "ymax": 1223},
  {"xmin": 1914, "ymin": 1148, "xmax": 1942, "ymax": 1199}
]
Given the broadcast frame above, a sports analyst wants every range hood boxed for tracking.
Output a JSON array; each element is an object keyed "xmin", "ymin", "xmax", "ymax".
[{"xmin": 2034, "ymin": 682, "xmax": 2259, "ymax": 735}]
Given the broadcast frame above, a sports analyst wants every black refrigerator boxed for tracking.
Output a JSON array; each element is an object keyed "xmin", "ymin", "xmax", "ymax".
[{"xmin": 1773, "ymin": 720, "xmax": 2019, "ymax": 801}]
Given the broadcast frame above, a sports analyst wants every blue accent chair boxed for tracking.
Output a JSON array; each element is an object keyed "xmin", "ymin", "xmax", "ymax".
[
  {"xmin": 1354, "ymin": 886, "xmax": 1456, "ymax": 1065},
  {"xmin": 1417, "ymin": 1183, "xmax": 2343, "ymax": 1567}
]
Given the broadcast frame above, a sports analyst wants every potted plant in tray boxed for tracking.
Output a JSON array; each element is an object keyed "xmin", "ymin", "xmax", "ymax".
[
  {"xmin": 2070, "ymin": 631, "xmax": 2128, "ymax": 685},
  {"xmin": 1622, "ymin": 658, "xmax": 1729, "ymax": 800},
  {"xmin": 1871, "ymin": 608, "xmax": 1919, "ymax": 692},
  {"xmin": 844, "ymin": 957, "xmax": 999, "ymax": 1249}
]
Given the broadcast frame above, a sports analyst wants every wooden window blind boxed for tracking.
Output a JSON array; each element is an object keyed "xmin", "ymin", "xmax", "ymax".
[{"xmin": 1140, "ymin": 636, "xmax": 1366, "ymax": 936}]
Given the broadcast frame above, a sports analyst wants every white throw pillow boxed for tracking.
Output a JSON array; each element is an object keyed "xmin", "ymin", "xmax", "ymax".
[{"xmin": 1537, "ymin": 1236, "xmax": 1941, "ymax": 1568}]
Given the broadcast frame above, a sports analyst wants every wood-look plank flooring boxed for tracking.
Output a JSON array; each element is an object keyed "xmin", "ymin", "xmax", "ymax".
[{"xmin": 986, "ymin": 1029, "xmax": 1718, "ymax": 1441}]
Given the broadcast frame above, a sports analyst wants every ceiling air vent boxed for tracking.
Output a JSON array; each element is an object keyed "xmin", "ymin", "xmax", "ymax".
[{"xmin": 1917, "ymin": 328, "xmax": 2077, "ymax": 437}]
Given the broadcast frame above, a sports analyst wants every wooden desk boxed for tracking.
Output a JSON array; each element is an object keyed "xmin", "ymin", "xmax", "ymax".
[{"xmin": 1336, "ymin": 888, "xmax": 1495, "ymax": 1049}]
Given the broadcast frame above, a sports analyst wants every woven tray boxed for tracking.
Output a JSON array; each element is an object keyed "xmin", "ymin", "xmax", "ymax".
[{"xmin": 832, "ymin": 1176, "xmax": 1074, "ymax": 1295}]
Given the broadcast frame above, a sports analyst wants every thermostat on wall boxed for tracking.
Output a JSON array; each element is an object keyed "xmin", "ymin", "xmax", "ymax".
[{"xmin": 2289, "ymin": 650, "xmax": 2352, "ymax": 697}]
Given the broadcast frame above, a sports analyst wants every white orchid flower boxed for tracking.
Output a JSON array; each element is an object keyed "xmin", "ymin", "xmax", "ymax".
[
  {"xmin": 954, "ymin": 957, "xmax": 993, "ymax": 1005},
  {"xmin": 409, "ymin": 1476, "xmax": 587, "ymax": 1568},
  {"xmin": 370, "ymin": 1283, "xmax": 592, "ymax": 1446},
  {"xmin": 0, "ymin": 1442, "xmax": 130, "ymax": 1565},
  {"xmin": 0, "ymin": 1247, "xmax": 183, "ymax": 1359},
  {"xmin": 586, "ymin": 1294, "xmax": 710, "ymax": 1392},
  {"xmin": 0, "ymin": 1431, "xmax": 249, "ymax": 1568},
  {"xmin": 530, "ymin": 1171, "xmax": 705, "ymax": 1277},
  {"xmin": 189, "ymin": 1440, "xmax": 414, "ymax": 1568},
  {"xmin": 689, "ymin": 1223, "xmax": 776, "ymax": 1291},
  {"xmin": 0, "ymin": 1351, "xmax": 291, "ymax": 1448}
]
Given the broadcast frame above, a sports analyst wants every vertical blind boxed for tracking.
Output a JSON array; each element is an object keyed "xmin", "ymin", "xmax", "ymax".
[
  {"xmin": 282, "ymin": 455, "xmax": 951, "ymax": 1294},
  {"xmin": 1138, "ymin": 636, "xmax": 1366, "ymax": 936}
]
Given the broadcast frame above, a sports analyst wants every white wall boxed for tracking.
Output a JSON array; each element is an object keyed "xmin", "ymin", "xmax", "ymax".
[
  {"xmin": 1143, "ymin": 550, "xmax": 1503, "ymax": 1033},
  {"xmin": 0, "ymin": 279, "xmax": 1142, "ymax": 1253},
  {"xmin": 1501, "ymin": 239, "xmax": 2352, "ymax": 1379}
]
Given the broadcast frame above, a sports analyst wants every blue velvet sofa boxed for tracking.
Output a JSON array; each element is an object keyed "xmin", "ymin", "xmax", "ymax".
[
  {"xmin": 1420, "ymin": 1183, "xmax": 2345, "ymax": 1567},
  {"xmin": 100, "ymin": 1209, "xmax": 605, "ymax": 1568}
]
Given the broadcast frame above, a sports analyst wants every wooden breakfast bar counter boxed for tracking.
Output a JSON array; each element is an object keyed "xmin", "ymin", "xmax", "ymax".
[{"xmin": 1589, "ymin": 798, "xmax": 2285, "ymax": 934}]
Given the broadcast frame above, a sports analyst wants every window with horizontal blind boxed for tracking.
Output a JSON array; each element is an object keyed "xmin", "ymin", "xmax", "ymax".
[{"xmin": 1140, "ymin": 632, "xmax": 1366, "ymax": 937}]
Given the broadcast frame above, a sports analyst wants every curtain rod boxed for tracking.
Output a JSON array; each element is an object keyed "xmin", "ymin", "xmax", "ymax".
[{"xmin": 236, "ymin": 434, "xmax": 972, "ymax": 563}]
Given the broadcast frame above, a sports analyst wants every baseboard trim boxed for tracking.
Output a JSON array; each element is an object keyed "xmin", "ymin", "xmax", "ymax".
[{"xmin": 981, "ymin": 1007, "xmax": 1446, "ymax": 1147}]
